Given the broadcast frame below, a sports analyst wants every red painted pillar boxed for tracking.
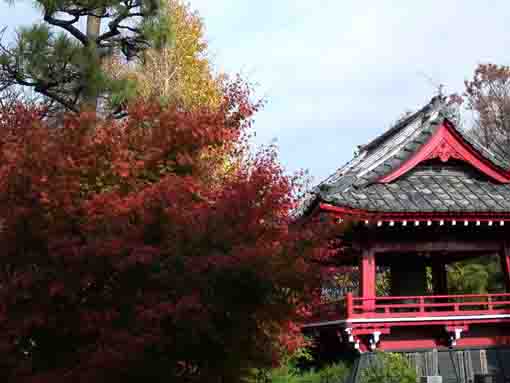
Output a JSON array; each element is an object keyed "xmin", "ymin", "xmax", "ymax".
[
  {"xmin": 360, "ymin": 248, "xmax": 376, "ymax": 312},
  {"xmin": 501, "ymin": 242, "xmax": 510, "ymax": 293}
]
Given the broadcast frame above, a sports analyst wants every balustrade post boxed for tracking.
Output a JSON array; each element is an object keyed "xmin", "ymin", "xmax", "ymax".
[
  {"xmin": 346, "ymin": 292, "xmax": 353, "ymax": 318},
  {"xmin": 419, "ymin": 296, "xmax": 425, "ymax": 313}
]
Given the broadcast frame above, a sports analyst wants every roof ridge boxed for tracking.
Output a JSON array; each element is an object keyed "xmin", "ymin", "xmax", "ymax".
[
  {"xmin": 310, "ymin": 96, "xmax": 445, "ymax": 196},
  {"xmin": 361, "ymin": 95, "xmax": 445, "ymax": 152}
]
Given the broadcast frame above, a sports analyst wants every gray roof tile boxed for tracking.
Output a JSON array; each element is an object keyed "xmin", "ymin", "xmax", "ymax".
[
  {"xmin": 305, "ymin": 96, "xmax": 510, "ymax": 215},
  {"xmin": 319, "ymin": 162, "xmax": 510, "ymax": 213}
]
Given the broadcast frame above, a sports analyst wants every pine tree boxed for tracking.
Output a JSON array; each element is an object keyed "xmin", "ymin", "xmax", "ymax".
[{"xmin": 0, "ymin": 0, "xmax": 173, "ymax": 114}]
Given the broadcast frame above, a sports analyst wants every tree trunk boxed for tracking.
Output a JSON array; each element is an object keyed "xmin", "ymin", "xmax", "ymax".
[{"xmin": 83, "ymin": 14, "xmax": 102, "ymax": 112}]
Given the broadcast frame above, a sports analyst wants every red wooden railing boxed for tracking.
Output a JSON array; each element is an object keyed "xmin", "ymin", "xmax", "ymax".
[
  {"xmin": 309, "ymin": 293, "xmax": 510, "ymax": 324},
  {"xmin": 346, "ymin": 292, "xmax": 510, "ymax": 319}
]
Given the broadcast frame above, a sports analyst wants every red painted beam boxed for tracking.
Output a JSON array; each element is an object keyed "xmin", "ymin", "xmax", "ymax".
[
  {"xmin": 319, "ymin": 202, "xmax": 510, "ymax": 222},
  {"xmin": 456, "ymin": 336, "xmax": 510, "ymax": 348},
  {"xmin": 378, "ymin": 338, "xmax": 440, "ymax": 351},
  {"xmin": 350, "ymin": 318, "xmax": 510, "ymax": 329},
  {"xmin": 378, "ymin": 335, "xmax": 510, "ymax": 351}
]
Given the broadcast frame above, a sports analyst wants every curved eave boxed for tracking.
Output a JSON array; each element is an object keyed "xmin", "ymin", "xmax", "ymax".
[{"xmin": 319, "ymin": 203, "xmax": 510, "ymax": 223}]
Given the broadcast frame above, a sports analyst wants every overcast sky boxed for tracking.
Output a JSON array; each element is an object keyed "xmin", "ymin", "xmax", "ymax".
[{"xmin": 1, "ymin": 1, "xmax": 510, "ymax": 182}]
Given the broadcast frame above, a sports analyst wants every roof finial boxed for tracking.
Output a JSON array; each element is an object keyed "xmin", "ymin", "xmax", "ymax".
[
  {"xmin": 417, "ymin": 71, "xmax": 444, "ymax": 98},
  {"xmin": 438, "ymin": 83, "xmax": 444, "ymax": 97}
]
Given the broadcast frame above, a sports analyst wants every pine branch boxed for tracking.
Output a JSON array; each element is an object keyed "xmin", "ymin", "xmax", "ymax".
[
  {"xmin": 43, "ymin": 12, "xmax": 88, "ymax": 46},
  {"xmin": 1, "ymin": 0, "xmax": 169, "ymax": 114},
  {"xmin": 97, "ymin": 0, "xmax": 143, "ymax": 44},
  {"xmin": 0, "ymin": 42, "xmax": 80, "ymax": 113},
  {"xmin": 38, "ymin": 90, "xmax": 78, "ymax": 113}
]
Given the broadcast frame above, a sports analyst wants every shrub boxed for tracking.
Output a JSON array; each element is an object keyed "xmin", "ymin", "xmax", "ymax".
[
  {"xmin": 317, "ymin": 363, "xmax": 351, "ymax": 383},
  {"xmin": 254, "ymin": 362, "xmax": 350, "ymax": 383},
  {"xmin": 360, "ymin": 352, "xmax": 417, "ymax": 383}
]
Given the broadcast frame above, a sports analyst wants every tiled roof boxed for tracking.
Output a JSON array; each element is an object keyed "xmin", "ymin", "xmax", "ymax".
[
  {"xmin": 321, "ymin": 162, "xmax": 510, "ymax": 213},
  {"xmin": 306, "ymin": 96, "xmax": 510, "ymax": 214}
]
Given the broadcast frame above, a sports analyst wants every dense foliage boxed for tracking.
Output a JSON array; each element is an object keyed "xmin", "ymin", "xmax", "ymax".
[
  {"xmin": 106, "ymin": 0, "xmax": 224, "ymax": 110},
  {"xmin": 448, "ymin": 256, "xmax": 504, "ymax": 294},
  {"xmin": 261, "ymin": 363, "xmax": 350, "ymax": 383},
  {"xmin": 0, "ymin": 0, "xmax": 171, "ymax": 112},
  {"xmin": 360, "ymin": 353, "xmax": 416, "ymax": 383},
  {"xmin": 251, "ymin": 347, "xmax": 351, "ymax": 383},
  {"xmin": 0, "ymin": 83, "xmax": 331, "ymax": 382}
]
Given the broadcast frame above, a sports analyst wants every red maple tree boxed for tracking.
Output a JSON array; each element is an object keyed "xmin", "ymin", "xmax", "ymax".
[{"xmin": 0, "ymin": 82, "xmax": 332, "ymax": 382}]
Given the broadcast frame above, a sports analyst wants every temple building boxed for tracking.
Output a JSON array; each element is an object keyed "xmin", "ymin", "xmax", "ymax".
[{"xmin": 302, "ymin": 97, "xmax": 510, "ymax": 382}]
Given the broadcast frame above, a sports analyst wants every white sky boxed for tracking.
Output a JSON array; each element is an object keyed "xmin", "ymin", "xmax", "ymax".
[{"xmin": 2, "ymin": 1, "xmax": 510, "ymax": 181}]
